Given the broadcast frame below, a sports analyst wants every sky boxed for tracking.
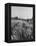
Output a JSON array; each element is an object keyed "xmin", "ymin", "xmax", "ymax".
[{"xmin": 11, "ymin": 6, "xmax": 33, "ymax": 19}]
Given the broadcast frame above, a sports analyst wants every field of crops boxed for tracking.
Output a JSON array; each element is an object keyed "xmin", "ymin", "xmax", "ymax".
[{"xmin": 11, "ymin": 19, "xmax": 33, "ymax": 41}]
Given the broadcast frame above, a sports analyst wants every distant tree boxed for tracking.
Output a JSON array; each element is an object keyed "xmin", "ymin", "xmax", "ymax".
[
  {"xmin": 14, "ymin": 17, "xmax": 18, "ymax": 19},
  {"xmin": 27, "ymin": 19, "xmax": 29, "ymax": 22}
]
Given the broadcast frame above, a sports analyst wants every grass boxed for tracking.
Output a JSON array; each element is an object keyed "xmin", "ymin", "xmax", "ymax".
[{"xmin": 11, "ymin": 18, "xmax": 33, "ymax": 41}]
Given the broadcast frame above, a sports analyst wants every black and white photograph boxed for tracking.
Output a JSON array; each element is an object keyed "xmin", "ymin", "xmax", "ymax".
[
  {"xmin": 11, "ymin": 6, "xmax": 34, "ymax": 41},
  {"xmin": 0, "ymin": 0, "xmax": 36, "ymax": 46},
  {"xmin": 5, "ymin": 3, "xmax": 35, "ymax": 43}
]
